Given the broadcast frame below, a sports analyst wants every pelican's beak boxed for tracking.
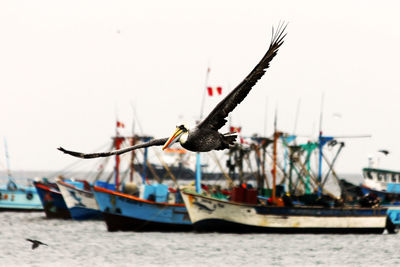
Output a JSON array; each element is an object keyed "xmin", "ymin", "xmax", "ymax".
[{"xmin": 162, "ymin": 127, "xmax": 184, "ymax": 150}]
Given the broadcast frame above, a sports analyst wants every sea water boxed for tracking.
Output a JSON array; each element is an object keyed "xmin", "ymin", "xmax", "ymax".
[{"xmin": 1, "ymin": 212, "xmax": 400, "ymax": 267}]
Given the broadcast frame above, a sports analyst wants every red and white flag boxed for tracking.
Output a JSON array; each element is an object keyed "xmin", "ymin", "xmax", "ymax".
[
  {"xmin": 207, "ymin": 86, "xmax": 222, "ymax": 96},
  {"xmin": 230, "ymin": 126, "xmax": 245, "ymax": 144},
  {"xmin": 116, "ymin": 121, "xmax": 125, "ymax": 128},
  {"xmin": 229, "ymin": 126, "xmax": 241, "ymax": 133}
]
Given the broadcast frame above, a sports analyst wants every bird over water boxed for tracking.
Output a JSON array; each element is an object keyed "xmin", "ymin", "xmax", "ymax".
[
  {"xmin": 58, "ymin": 23, "xmax": 287, "ymax": 159},
  {"xmin": 26, "ymin": 239, "xmax": 48, "ymax": 250}
]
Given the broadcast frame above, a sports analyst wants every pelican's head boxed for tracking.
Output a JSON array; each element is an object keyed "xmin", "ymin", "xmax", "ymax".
[{"xmin": 162, "ymin": 124, "xmax": 189, "ymax": 150}]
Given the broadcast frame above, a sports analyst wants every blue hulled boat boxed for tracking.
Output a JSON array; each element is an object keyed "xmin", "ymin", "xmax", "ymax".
[
  {"xmin": 93, "ymin": 182, "xmax": 191, "ymax": 232},
  {"xmin": 0, "ymin": 178, "xmax": 43, "ymax": 211}
]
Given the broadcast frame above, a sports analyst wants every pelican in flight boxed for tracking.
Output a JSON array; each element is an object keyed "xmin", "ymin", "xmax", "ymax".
[{"xmin": 58, "ymin": 24, "xmax": 287, "ymax": 159}]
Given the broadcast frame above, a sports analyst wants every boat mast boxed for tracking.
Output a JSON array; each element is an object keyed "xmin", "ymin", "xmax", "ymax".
[
  {"xmin": 129, "ymin": 136, "xmax": 137, "ymax": 183},
  {"xmin": 142, "ymin": 136, "xmax": 151, "ymax": 184},
  {"xmin": 3, "ymin": 137, "xmax": 14, "ymax": 184},
  {"xmin": 114, "ymin": 121, "xmax": 124, "ymax": 191},
  {"xmin": 272, "ymin": 108, "xmax": 281, "ymax": 203},
  {"xmin": 128, "ymin": 115, "xmax": 138, "ymax": 183},
  {"xmin": 318, "ymin": 93, "xmax": 324, "ymax": 197},
  {"xmin": 195, "ymin": 67, "xmax": 211, "ymax": 193}
]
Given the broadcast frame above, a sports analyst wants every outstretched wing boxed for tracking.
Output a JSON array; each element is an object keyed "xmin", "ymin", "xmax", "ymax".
[
  {"xmin": 58, "ymin": 137, "xmax": 169, "ymax": 159},
  {"xmin": 198, "ymin": 23, "xmax": 287, "ymax": 131}
]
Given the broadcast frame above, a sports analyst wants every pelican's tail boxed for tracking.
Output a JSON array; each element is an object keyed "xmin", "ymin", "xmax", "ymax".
[{"xmin": 217, "ymin": 133, "xmax": 237, "ymax": 150}]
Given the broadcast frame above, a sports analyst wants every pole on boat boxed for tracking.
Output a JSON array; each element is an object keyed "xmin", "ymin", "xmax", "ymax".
[
  {"xmin": 3, "ymin": 137, "xmax": 12, "ymax": 179},
  {"xmin": 142, "ymin": 137, "xmax": 151, "ymax": 184},
  {"xmin": 199, "ymin": 67, "xmax": 211, "ymax": 121},
  {"xmin": 272, "ymin": 107, "xmax": 281, "ymax": 203},
  {"xmin": 129, "ymin": 136, "xmax": 137, "ymax": 183},
  {"xmin": 195, "ymin": 67, "xmax": 211, "ymax": 194},
  {"xmin": 129, "ymin": 115, "xmax": 137, "ymax": 183},
  {"xmin": 195, "ymin": 153, "xmax": 202, "ymax": 193},
  {"xmin": 114, "ymin": 136, "xmax": 124, "ymax": 191}
]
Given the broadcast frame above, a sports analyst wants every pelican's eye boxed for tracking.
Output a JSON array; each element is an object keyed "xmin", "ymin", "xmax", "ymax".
[{"xmin": 178, "ymin": 125, "xmax": 186, "ymax": 131}]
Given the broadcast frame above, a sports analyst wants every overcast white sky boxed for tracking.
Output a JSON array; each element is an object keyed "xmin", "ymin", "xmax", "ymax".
[{"xmin": 1, "ymin": 0, "xmax": 400, "ymax": 174}]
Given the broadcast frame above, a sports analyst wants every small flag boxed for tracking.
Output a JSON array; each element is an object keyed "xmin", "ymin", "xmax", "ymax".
[
  {"xmin": 230, "ymin": 126, "xmax": 245, "ymax": 144},
  {"xmin": 230, "ymin": 126, "xmax": 241, "ymax": 133},
  {"xmin": 207, "ymin": 86, "xmax": 222, "ymax": 96},
  {"xmin": 116, "ymin": 121, "xmax": 125, "ymax": 128}
]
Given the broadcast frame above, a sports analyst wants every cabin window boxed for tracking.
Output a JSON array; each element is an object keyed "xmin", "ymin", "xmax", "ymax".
[
  {"xmin": 366, "ymin": 171, "xmax": 373, "ymax": 179},
  {"xmin": 392, "ymin": 174, "xmax": 397, "ymax": 183},
  {"xmin": 384, "ymin": 174, "xmax": 388, "ymax": 182},
  {"xmin": 377, "ymin": 173, "xmax": 384, "ymax": 181}
]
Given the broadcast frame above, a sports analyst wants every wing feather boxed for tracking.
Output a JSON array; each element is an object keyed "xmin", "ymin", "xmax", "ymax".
[
  {"xmin": 198, "ymin": 23, "xmax": 287, "ymax": 131},
  {"xmin": 58, "ymin": 137, "xmax": 169, "ymax": 159}
]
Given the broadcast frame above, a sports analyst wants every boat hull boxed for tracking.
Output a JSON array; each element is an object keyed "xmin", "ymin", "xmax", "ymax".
[
  {"xmin": 34, "ymin": 181, "xmax": 71, "ymax": 219},
  {"xmin": 102, "ymin": 211, "xmax": 193, "ymax": 232},
  {"xmin": 57, "ymin": 180, "xmax": 102, "ymax": 220},
  {"xmin": 360, "ymin": 185, "xmax": 400, "ymax": 228},
  {"xmin": 181, "ymin": 190, "xmax": 388, "ymax": 234},
  {"xmin": 93, "ymin": 186, "xmax": 192, "ymax": 232}
]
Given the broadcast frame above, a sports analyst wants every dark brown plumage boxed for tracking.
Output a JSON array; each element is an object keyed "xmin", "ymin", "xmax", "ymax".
[{"xmin": 26, "ymin": 238, "xmax": 48, "ymax": 250}]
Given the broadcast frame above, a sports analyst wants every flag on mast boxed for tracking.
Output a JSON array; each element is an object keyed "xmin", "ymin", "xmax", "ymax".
[{"xmin": 207, "ymin": 86, "xmax": 222, "ymax": 96}]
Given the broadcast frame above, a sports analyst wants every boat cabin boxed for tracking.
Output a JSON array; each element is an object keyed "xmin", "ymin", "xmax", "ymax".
[{"xmin": 363, "ymin": 167, "xmax": 400, "ymax": 193}]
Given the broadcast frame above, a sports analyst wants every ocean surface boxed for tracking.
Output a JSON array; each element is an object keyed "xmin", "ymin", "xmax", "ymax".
[{"xmin": 1, "ymin": 211, "xmax": 400, "ymax": 267}]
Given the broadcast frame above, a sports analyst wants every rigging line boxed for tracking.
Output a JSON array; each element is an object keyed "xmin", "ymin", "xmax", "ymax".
[
  {"xmin": 321, "ymin": 152, "xmax": 342, "ymax": 190},
  {"xmin": 50, "ymin": 142, "xmax": 111, "ymax": 178},
  {"xmin": 210, "ymin": 151, "xmax": 233, "ymax": 188},
  {"xmin": 263, "ymin": 97, "xmax": 268, "ymax": 136},
  {"xmin": 244, "ymin": 153, "xmax": 256, "ymax": 185},
  {"xmin": 130, "ymin": 103, "xmax": 145, "ymax": 136},
  {"xmin": 3, "ymin": 137, "xmax": 13, "ymax": 179},
  {"xmin": 294, "ymin": 158, "xmax": 336, "ymax": 198},
  {"xmin": 119, "ymin": 167, "xmax": 131, "ymax": 186},
  {"xmin": 319, "ymin": 92, "xmax": 325, "ymax": 135},
  {"xmin": 199, "ymin": 66, "xmax": 211, "ymax": 121},
  {"xmin": 153, "ymin": 149, "xmax": 178, "ymax": 187},
  {"xmin": 105, "ymin": 169, "xmax": 114, "ymax": 184},
  {"xmin": 92, "ymin": 154, "xmax": 113, "ymax": 182},
  {"xmin": 87, "ymin": 152, "xmax": 116, "ymax": 183},
  {"xmin": 136, "ymin": 148, "xmax": 162, "ymax": 184},
  {"xmin": 131, "ymin": 101, "xmax": 173, "ymax": 184},
  {"xmin": 293, "ymin": 98, "xmax": 301, "ymax": 137}
]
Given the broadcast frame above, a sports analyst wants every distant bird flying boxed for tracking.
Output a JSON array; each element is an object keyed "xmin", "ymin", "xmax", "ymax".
[
  {"xmin": 378, "ymin": 149, "xmax": 390, "ymax": 156},
  {"xmin": 58, "ymin": 23, "xmax": 287, "ymax": 159},
  {"xmin": 26, "ymin": 239, "xmax": 48, "ymax": 250}
]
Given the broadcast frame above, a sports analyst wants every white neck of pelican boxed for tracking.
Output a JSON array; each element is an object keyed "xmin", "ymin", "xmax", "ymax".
[{"xmin": 179, "ymin": 131, "xmax": 189, "ymax": 145}]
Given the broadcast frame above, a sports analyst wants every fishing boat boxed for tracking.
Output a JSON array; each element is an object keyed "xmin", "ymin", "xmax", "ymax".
[
  {"xmin": 180, "ymin": 188, "xmax": 388, "ymax": 234},
  {"xmin": 360, "ymin": 167, "xmax": 400, "ymax": 228},
  {"xmin": 93, "ymin": 183, "xmax": 191, "ymax": 231},
  {"xmin": 56, "ymin": 178, "xmax": 102, "ymax": 220},
  {"xmin": 33, "ymin": 178, "xmax": 71, "ymax": 219},
  {"xmin": 0, "ymin": 139, "xmax": 43, "ymax": 211},
  {"xmin": 93, "ymin": 134, "xmax": 192, "ymax": 231},
  {"xmin": 361, "ymin": 167, "xmax": 400, "ymax": 198},
  {"xmin": 181, "ymin": 129, "xmax": 390, "ymax": 234},
  {"xmin": 0, "ymin": 178, "xmax": 43, "ymax": 211}
]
